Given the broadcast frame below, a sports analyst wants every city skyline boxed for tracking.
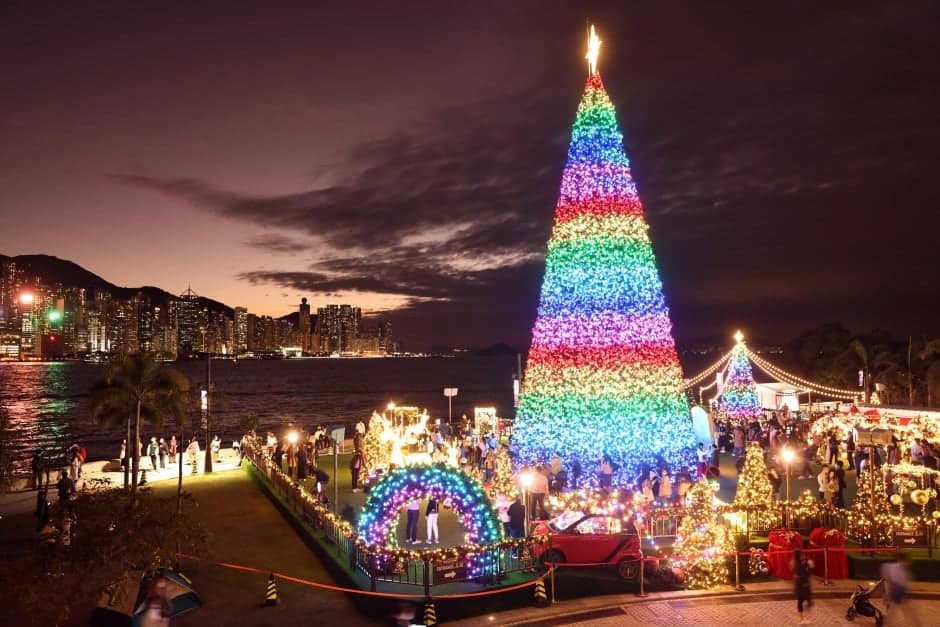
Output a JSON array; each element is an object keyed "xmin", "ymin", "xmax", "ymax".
[
  {"xmin": 0, "ymin": 254, "xmax": 396, "ymax": 359},
  {"xmin": 3, "ymin": 2, "xmax": 940, "ymax": 350}
]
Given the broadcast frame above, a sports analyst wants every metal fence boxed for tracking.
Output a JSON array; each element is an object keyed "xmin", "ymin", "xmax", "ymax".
[{"xmin": 243, "ymin": 442, "xmax": 539, "ymax": 594}]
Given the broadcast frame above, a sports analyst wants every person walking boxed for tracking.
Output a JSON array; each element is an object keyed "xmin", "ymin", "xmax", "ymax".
[
  {"xmin": 792, "ymin": 548, "xmax": 814, "ymax": 624},
  {"xmin": 147, "ymin": 437, "xmax": 159, "ymax": 470},
  {"xmin": 696, "ymin": 444, "xmax": 709, "ymax": 477},
  {"xmin": 349, "ymin": 449, "xmax": 364, "ymax": 492},
  {"xmin": 186, "ymin": 437, "xmax": 200, "ymax": 470},
  {"xmin": 31, "ymin": 450, "xmax": 44, "ymax": 491},
  {"xmin": 495, "ymin": 494, "xmax": 511, "ymax": 536},
  {"xmin": 824, "ymin": 469, "xmax": 839, "ymax": 506},
  {"xmin": 507, "ymin": 495, "xmax": 525, "ymax": 538},
  {"xmin": 599, "ymin": 456, "xmax": 613, "ymax": 489},
  {"xmin": 405, "ymin": 499, "xmax": 421, "ymax": 544},
  {"xmin": 733, "ymin": 426, "xmax": 746, "ymax": 457},
  {"xmin": 659, "ymin": 469, "xmax": 673, "ymax": 505},
  {"xmin": 168, "ymin": 435, "xmax": 177, "ymax": 464},
  {"xmin": 425, "ymin": 498, "xmax": 440, "ymax": 544},
  {"xmin": 211, "ymin": 435, "xmax": 222, "ymax": 463},
  {"xmin": 845, "ymin": 432, "xmax": 856, "ymax": 470},
  {"xmin": 530, "ymin": 465, "xmax": 549, "ymax": 520},
  {"xmin": 56, "ymin": 470, "xmax": 74, "ymax": 502},
  {"xmin": 816, "ymin": 464, "xmax": 830, "ymax": 501},
  {"xmin": 158, "ymin": 438, "xmax": 168, "ymax": 469},
  {"xmin": 881, "ymin": 551, "xmax": 922, "ymax": 627}
]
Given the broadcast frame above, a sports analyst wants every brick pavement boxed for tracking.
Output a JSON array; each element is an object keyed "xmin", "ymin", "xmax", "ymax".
[{"xmin": 564, "ymin": 597, "xmax": 929, "ymax": 626}]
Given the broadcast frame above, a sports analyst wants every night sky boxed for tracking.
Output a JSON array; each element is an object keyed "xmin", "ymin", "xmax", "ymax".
[{"xmin": 3, "ymin": 1, "xmax": 939, "ymax": 350}]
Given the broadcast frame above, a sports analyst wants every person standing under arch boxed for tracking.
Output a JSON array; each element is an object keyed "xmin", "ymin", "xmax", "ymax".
[{"xmin": 425, "ymin": 497, "xmax": 439, "ymax": 544}]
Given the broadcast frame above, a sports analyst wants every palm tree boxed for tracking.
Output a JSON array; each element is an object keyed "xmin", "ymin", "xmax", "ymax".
[{"xmin": 89, "ymin": 353, "xmax": 190, "ymax": 497}]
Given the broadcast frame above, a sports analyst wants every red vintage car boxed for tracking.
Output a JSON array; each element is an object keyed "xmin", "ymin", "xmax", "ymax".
[{"xmin": 533, "ymin": 512, "xmax": 651, "ymax": 580}]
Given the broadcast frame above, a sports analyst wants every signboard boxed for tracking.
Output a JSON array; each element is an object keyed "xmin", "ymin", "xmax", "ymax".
[
  {"xmin": 893, "ymin": 526, "xmax": 928, "ymax": 548},
  {"xmin": 433, "ymin": 556, "xmax": 468, "ymax": 582},
  {"xmin": 329, "ymin": 426, "xmax": 346, "ymax": 444},
  {"xmin": 443, "ymin": 387, "xmax": 459, "ymax": 398}
]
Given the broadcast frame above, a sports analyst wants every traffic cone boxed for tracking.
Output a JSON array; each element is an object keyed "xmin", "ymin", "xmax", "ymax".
[
  {"xmin": 533, "ymin": 578, "xmax": 549, "ymax": 608},
  {"xmin": 423, "ymin": 599, "xmax": 437, "ymax": 626},
  {"xmin": 264, "ymin": 574, "xmax": 279, "ymax": 606}
]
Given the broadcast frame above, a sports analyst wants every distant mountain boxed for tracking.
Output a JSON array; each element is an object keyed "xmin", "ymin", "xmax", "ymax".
[{"xmin": 0, "ymin": 253, "xmax": 232, "ymax": 315}]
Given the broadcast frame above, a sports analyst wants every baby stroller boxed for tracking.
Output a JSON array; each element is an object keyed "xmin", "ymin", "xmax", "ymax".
[{"xmin": 846, "ymin": 578, "xmax": 884, "ymax": 625}]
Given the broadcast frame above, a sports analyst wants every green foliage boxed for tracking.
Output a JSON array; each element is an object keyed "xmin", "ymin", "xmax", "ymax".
[
  {"xmin": 89, "ymin": 353, "xmax": 191, "ymax": 495},
  {"xmin": 782, "ymin": 324, "xmax": 940, "ymax": 407}
]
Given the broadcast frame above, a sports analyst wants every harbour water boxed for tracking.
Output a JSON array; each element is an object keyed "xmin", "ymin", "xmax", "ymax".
[{"xmin": 0, "ymin": 356, "xmax": 517, "ymax": 470}]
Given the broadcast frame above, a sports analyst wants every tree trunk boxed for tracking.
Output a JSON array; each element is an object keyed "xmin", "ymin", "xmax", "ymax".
[
  {"xmin": 124, "ymin": 415, "xmax": 131, "ymax": 490},
  {"xmin": 177, "ymin": 422, "xmax": 184, "ymax": 514},
  {"xmin": 131, "ymin": 400, "xmax": 141, "ymax": 498}
]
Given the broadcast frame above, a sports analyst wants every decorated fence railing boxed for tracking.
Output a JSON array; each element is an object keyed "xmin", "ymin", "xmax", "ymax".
[{"xmin": 242, "ymin": 438, "xmax": 541, "ymax": 594}]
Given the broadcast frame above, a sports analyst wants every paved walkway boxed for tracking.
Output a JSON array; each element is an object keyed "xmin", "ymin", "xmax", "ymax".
[
  {"xmin": 565, "ymin": 597, "xmax": 931, "ymax": 626},
  {"xmin": 448, "ymin": 579, "xmax": 940, "ymax": 626}
]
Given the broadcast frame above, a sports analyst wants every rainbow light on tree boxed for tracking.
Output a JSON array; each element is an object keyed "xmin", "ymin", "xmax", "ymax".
[
  {"xmin": 512, "ymin": 27, "xmax": 697, "ymax": 485},
  {"xmin": 718, "ymin": 331, "xmax": 762, "ymax": 423}
]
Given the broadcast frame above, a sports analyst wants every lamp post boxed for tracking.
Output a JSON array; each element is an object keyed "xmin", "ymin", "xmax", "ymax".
[
  {"xmin": 203, "ymin": 354, "xmax": 213, "ymax": 473},
  {"xmin": 781, "ymin": 447, "xmax": 795, "ymax": 528},
  {"xmin": 520, "ymin": 471, "xmax": 534, "ymax": 537}
]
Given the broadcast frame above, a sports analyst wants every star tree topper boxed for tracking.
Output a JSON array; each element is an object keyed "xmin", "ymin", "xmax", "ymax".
[{"xmin": 586, "ymin": 24, "xmax": 602, "ymax": 75}]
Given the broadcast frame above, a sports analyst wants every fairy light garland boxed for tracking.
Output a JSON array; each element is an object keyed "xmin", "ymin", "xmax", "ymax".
[
  {"xmin": 746, "ymin": 349, "xmax": 859, "ymax": 399},
  {"xmin": 681, "ymin": 348, "xmax": 733, "ymax": 390},
  {"xmin": 359, "ymin": 465, "xmax": 504, "ymax": 548},
  {"xmin": 513, "ymin": 39, "xmax": 697, "ymax": 486}
]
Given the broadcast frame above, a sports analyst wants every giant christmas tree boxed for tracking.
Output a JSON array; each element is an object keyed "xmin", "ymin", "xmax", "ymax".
[
  {"xmin": 718, "ymin": 332, "xmax": 762, "ymax": 423},
  {"xmin": 513, "ymin": 27, "xmax": 697, "ymax": 486}
]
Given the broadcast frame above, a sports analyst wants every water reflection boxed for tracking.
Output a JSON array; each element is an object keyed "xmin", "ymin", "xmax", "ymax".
[{"xmin": 0, "ymin": 357, "xmax": 515, "ymax": 473}]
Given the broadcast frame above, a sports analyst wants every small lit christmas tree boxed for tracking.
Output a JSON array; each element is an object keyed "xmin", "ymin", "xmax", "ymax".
[
  {"xmin": 487, "ymin": 446, "xmax": 517, "ymax": 502},
  {"xmin": 734, "ymin": 442, "xmax": 776, "ymax": 528},
  {"xmin": 847, "ymin": 469, "xmax": 893, "ymax": 546},
  {"xmin": 673, "ymin": 478, "xmax": 733, "ymax": 589},
  {"xmin": 361, "ymin": 412, "xmax": 389, "ymax": 477},
  {"xmin": 719, "ymin": 332, "xmax": 762, "ymax": 423}
]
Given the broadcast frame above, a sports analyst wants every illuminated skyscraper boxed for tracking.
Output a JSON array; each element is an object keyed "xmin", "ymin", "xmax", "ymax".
[
  {"xmin": 177, "ymin": 286, "xmax": 201, "ymax": 355},
  {"xmin": 234, "ymin": 307, "xmax": 248, "ymax": 354},
  {"xmin": 298, "ymin": 298, "xmax": 311, "ymax": 353},
  {"xmin": 316, "ymin": 304, "xmax": 361, "ymax": 353}
]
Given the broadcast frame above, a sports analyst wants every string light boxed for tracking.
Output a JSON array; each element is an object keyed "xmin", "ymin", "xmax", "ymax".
[
  {"xmin": 681, "ymin": 348, "xmax": 733, "ymax": 390},
  {"xmin": 746, "ymin": 349, "xmax": 859, "ymax": 399},
  {"xmin": 513, "ymin": 67, "xmax": 697, "ymax": 486},
  {"xmin": 358, "ymin": 465, "xmax": 504, "ymax": 549}
]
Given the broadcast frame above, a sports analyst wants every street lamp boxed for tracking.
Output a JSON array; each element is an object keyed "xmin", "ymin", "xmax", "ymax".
[
  {"xmin": 781, "ymin": 447, "xmax": 794, "ymax": 501},
  {"xmin": 287, "ymin": 431, "xmax": 299, "ymax": 445},
  {"xmin": 781, "ymin": 447, "xmax": 795, "ymax": 528},
  {"xmin": 520, "ymin": 471, "xmax": 534, "ymax": 536}
]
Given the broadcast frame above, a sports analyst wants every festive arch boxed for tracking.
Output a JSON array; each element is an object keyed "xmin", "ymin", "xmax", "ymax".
[{"xmin": 358, "ymin": 465, "xmax": 504, "ymax": 548}]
